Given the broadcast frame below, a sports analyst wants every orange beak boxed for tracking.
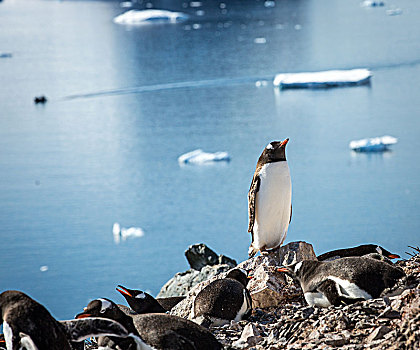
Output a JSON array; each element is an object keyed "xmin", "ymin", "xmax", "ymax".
[
  {"xmin": 277, "ymin": 267, "xmax": 289, "ymax": 273},
  {"xmin": 280, "ymin": 138, "xmax": 289, "ymax": 147},
  {"xmin": 116, "ymin": 285, "xmax": 132, "ymax": 297},
  {"xmin": 247, "ymin": 275, "xmax": 254, "ymax": 279},
  {"xmin": 75, "ymin": 313, "xmax": 92, "ymax": 319},
  {"xmin": 388, "ymin": 254, "xmax": 400, "ymax": 259}
]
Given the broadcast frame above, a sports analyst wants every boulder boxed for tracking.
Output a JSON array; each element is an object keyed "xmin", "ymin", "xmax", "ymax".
[
  {"xmin": 237, "ymin": 241, "xmax": 317, "ymax": 308},
  {"xmin": 157, "ymin": 264, "xmax": 231, "ymax": 298},
  {"xmin": 185, "ymin": 243, "xmax": 237, "ymax": 270}
]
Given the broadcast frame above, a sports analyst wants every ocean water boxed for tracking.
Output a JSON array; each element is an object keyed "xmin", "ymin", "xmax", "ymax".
[{"xmin": 0, "ymin": 0, "xmax": 419, "ymax": 320}]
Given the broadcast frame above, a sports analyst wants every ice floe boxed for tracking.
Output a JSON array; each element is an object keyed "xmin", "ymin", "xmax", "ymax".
[
  {"xmin": 349, "ymin": 135, "xmax": 398, "ymax": 152},
  {"xmin": 120, "ymin": 1, "xmax": 133, "ymax": 8},
  {"xmin": 361, "ymin": 0, "xmax": 385, "ymax": 7},
  {"xmin": 386, "ymin": 8, "xmax": 402, "ymax": 16},
  {"xmin": 273, "ymin": 69, "xmax": 372, "ymax": 89},
  {"xmin": 178, "ymin": 149, "xmax": 230, "ymax": 165},
  {"xmin": 113, "ymin": 223, "xmax": 145, "ymax": 244},
  {"xmin": 113, "ymin": 9, "xmax": 189, "ymax": 25}
]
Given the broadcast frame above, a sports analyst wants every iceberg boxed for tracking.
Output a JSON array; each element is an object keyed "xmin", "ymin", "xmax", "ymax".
[
  {"xmin": 113, "ymin": 223, "xmax": 145, "ymax": 244},
  {"xmin": 273, "ymin": 69, "xmax": 372, "ymax": 89},
  {"xmin": 349, "ymin": 135, "xmax": 398, "ymax": 152},
  {"xmin": 113, "ymin": 9, "xmax": 189, "ymax": 25},
  {"xmin": 178, "ymin": 149, "xmax": 230, "ymax": 165}
]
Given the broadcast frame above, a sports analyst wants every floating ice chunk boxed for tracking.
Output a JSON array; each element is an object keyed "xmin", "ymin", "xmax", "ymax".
[
  {"xmin": 113, "ymin": 9, "xmax": 189, "ymax": 25},
  {"xmin": 264, "ymin": 1, "xmax": 276, "ymax": 8},
  {"xmin": 349, "ymin": 135, "xmax": 398, "ymax": 152},
  {"xmin": 386, "ymin": 8, "xmax": 402, "ymax": 16},
  {"xmin": 178, "ymin": 149, "xmax": 230, "ymax": 165},
  {"xmin": 361, "ymin": 0, "xmax": 385, "ymax": 7},
  {"xmin": 40, "ymin": 266, "xmax": 48, "ymax": 272},
  {"xmin": 113, "ymin": 222, "xmax": 145, "ymax": 244},
  {"xmin": 120, "ymin": 1, "xmax": 133, "ymax": 8},
  {"xmin": 274, "ymin": 69, "xmax": 372, "ymax": 89},
  {"xmin": 254, "ymin": 37, "xmax": 267, "ymax": 44},
  {"xmin": 190, "ymin": 1, "xmax": 202, "ymax": 7}
]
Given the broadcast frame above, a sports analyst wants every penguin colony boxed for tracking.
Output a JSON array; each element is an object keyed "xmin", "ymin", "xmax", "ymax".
[{"xmin": 0, "ymin": 139, "xmax": 406, "ymax": 349}]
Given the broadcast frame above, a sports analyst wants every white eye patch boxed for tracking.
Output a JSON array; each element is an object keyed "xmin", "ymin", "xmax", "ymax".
[
  {"xmin": 135, "ymin": 293, "xmax": 146, "ymax": 299},
  {"xmin": 98, "ymin": 298, "xmax": 112, "ymax": 313},
  {"xmin": 376, "ymin": 246, "xmax": 383, "ymax": 255},
  {"xmin": 266, "ymin": 143, "xmax": 274, "ymax": 150},
  {"xmin": 294, "ymin": 261, "xmax": 303, "ymax": 274}
]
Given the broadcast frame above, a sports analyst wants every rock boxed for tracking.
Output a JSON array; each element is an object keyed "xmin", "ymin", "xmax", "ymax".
[
  {"xmin": 378, "ymin": 306, "xmax": 401, "ymax": 319},
  {"xmin": 324, "ymin": 334, "xmax": 350, "ymax": 346},
  {"xmin": 237, "ymin": 241, "xmax": 316, "ymax": 308},
  {"xmin": 232, "ymin": 323, "xmax": 262, "ymax": 348},
  {"xmin": 157, "ymin": 264, "xmax": 231, "ymax": 298},
  {"xmin": 366, "ymin": 326, "xmax": 391, "ymax": 342},
  {"xmin": 185, "ymin": 243, "xmax": 237, "ymax": 270}
]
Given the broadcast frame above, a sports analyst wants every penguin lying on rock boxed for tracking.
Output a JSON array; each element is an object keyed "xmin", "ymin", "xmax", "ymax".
[
  {"xmin": 317, "ymin": 244, "xmax": 400, "ymax": 261},
  {"xmin": 0, "ymin": 290, "xmax": 135, "ymax": 350},
  {"xmin": 277, "ymin": 257, "xmax": 405, "ymax": 307},
  {"xmin": 116, "ymin": 285, "xmax": 185, "ymax": 313},
  {"xmin": 76, "ymin": 298, "xmax": 222, "ymax": 350},
  {"xmin": 190, "ymin": 268, "xmax": 252, "ymax": 327}
]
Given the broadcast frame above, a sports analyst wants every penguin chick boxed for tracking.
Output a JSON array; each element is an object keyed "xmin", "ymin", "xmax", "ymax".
[
  {"xmin": 248, "ymin": 139, "xmax": 292, "ymax": 258},
  {"xmin": 191, "ymin": 268, "xmax": 252, "ymax": 327},
  {"xmin": 277, "ymin": 257, "xmax": 405, "ymax": 307}
]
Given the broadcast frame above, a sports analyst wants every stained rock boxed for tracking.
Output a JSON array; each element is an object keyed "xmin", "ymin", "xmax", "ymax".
[{"xmin": 366, "ymin": 326, "xmax": 392, "ymax": 342}]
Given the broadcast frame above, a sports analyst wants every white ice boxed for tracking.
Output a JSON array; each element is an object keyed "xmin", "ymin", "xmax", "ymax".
[
  {"xmin": 273, "ymin": 69, "xmax": 372, "ymax": 89},
  {"xmin": 113, "ymin": 9, "xmax": 189, "ymax": 25},
  {"xmin": 361, "ymin": 1, "xmax": 385, "ymax": 7},
  {"xmin": 113, "ymin": 222, "xmax": 145, "ymax": 244},
  {"xmin": 349, "ymin": 135, "xmax": 398, "ymax": 152},
  {"xmin": 178, "ymin": 149, "xmax": 230, "ymax": 165}
]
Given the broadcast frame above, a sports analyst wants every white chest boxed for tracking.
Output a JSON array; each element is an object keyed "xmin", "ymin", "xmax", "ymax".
[{"xmin": 253, "ymin": 162, "xmax": 292, "ymax": 249}]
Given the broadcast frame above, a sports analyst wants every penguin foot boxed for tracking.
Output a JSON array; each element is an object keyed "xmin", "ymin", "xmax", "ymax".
[{"xmin": 248, "ymin": 245, "xmax": 258, "ymax": 258}]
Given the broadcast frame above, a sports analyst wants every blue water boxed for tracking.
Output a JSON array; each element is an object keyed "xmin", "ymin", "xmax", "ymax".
[{"xmin": 0, "ymin": 0, "xmax": 419, "ymax": 320}]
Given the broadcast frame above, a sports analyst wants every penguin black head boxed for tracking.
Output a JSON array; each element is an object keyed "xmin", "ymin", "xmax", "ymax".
[
  {"xmin": 277, "ymin": 260, "xmax": 318, "ymax": 281},
  {"xmin": 76, "ymin": 298, "xmax": 123, "ymax": 321},
  {"xmin": 374, "ymin": 245, "xmax": 400, "ymax": 259},
  {"xmin": 225, "ymin": 268, "xmax": 251, "ymax": 287},
  {"xmin": 116, "ymin": 285, "xmax": 165, "ymax": 314},
  {"xmin": 259, "ymin": 138, "xmax": 289, "ymax": 164}
]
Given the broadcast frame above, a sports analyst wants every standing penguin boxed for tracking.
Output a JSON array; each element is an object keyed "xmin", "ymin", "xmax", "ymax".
[
  {"xmin": 248, "ymin": 139, "xmax": 292, "ymax": 257},
  {"xmin": 190, "ymin": 268, "xmax": 252, "ymax": 327},
  {"xmin": 277, "ymin": 257, "xmax": 405, "ymax": 307}
]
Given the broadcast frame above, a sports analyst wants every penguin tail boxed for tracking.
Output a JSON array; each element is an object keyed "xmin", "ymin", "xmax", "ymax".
[{"xmin": 248, "ymin": 245, "xmax": 258, "ymax": 258}]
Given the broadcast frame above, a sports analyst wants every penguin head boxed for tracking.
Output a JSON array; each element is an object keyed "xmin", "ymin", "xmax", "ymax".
[
  {"xmin": 225, "ymin": 268, "xmax": 251, "ymax": 287},
  {"xmin": 260, "ymin": 138, "xmax": 289, "ymax": 163},
  {"xmin": 116, "ymin": 285, "xmax": 159, "ymax": 313},
  {"xmin": 76, "ymin": 298, "xmax": 122, "ymax": 321},
  {"xmin": 277, "ymin": 260, "xmax": 318, "ymax": 281},
  {"xmin": 375, "ymin": 245, "xmax": 400, "ymax": 259}
]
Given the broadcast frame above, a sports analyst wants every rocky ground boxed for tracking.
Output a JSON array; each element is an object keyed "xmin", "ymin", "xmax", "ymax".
[
  {"xmin": 84, "ymin": 244, "xmax": 420, "ymax": 350},
  {"xmin": 211, "ymin": 252, "xmax": 420, "ymax": 350}
]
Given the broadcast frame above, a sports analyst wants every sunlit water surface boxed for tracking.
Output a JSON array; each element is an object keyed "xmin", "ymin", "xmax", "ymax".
[{"xmin": 0, "ymin": 0, "xmax": 419, "ymax": 319}]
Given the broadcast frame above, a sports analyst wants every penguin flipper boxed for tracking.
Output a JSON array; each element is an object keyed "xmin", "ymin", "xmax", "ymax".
[
  {"xmin": 316, "ymin": 279, "xmax": 342, "ymax": 307},
  {"xmin": 60, "ymin": 318, "xmax": 129, "ymax": 342},
  {"xmin": 247, "ymin": 175, "xmax": 260, "ymax": 233},
  {"xmin": 19, "ymin": 333, "xmax": 39, "ymax": 350}
]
